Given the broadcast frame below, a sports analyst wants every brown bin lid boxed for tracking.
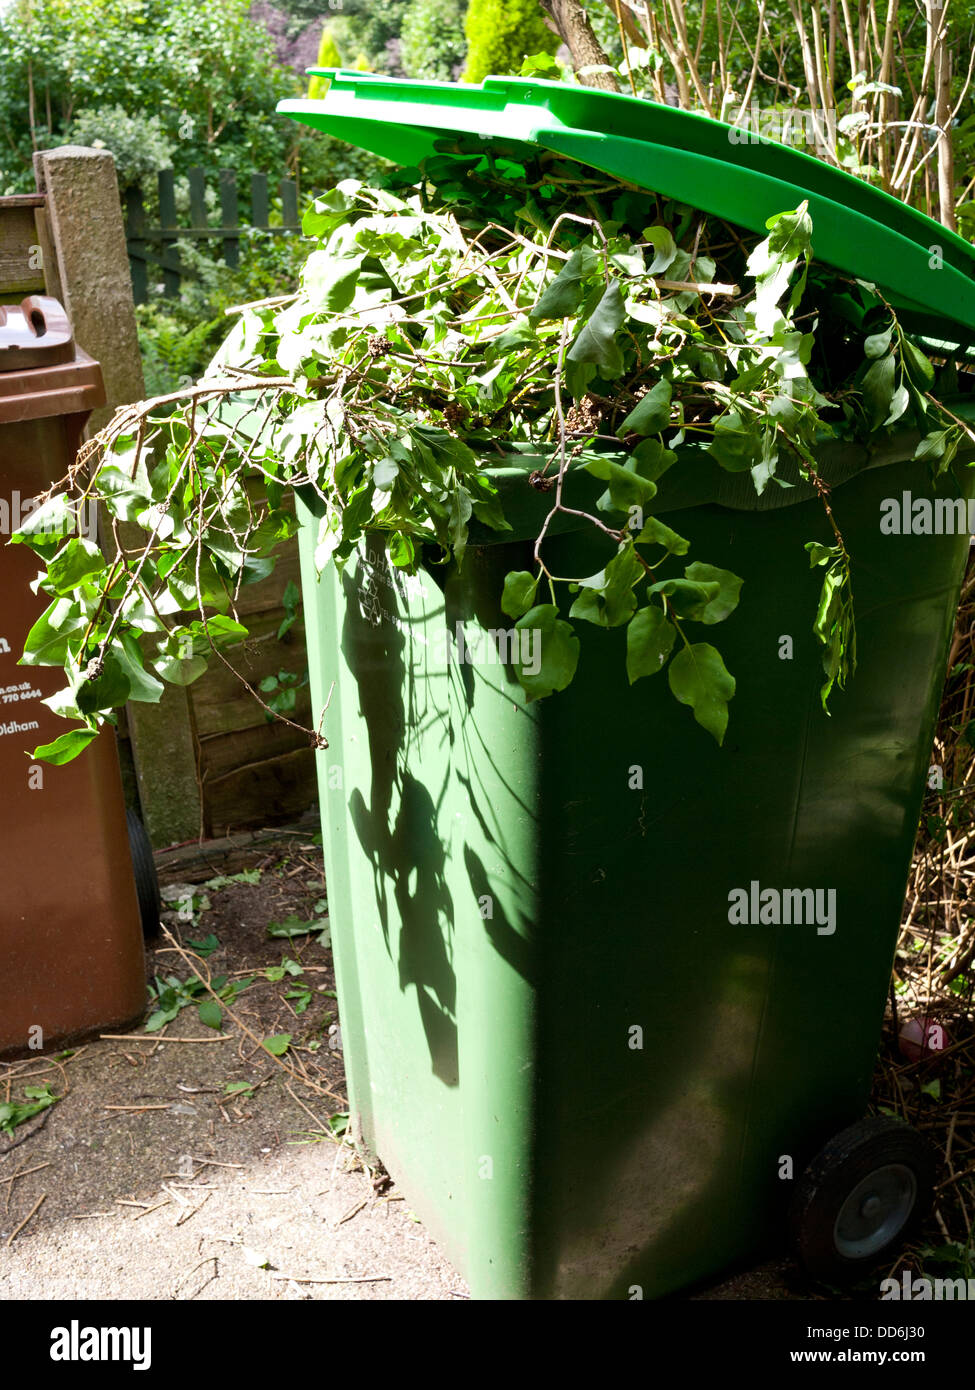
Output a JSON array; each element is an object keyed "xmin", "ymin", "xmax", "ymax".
[{"xmin": 0, "ymin": 295, "xmax": 105, "ymax": 424}]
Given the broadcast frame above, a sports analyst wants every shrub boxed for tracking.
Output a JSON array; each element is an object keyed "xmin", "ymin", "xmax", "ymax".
[
  {"xmin": 463, "ymin": 0, "xmax": 558, "ymax": 84},
  {"xmin": 400, "ymin": 0, "xmax": 468, "ymax": 82},
  {"xmin": 66, "ymin": 106, "xmax": 174, "ymax": 194},
  {"xmin": 309, "ymin": 26, "xmax": 343, "ymax": 100}
]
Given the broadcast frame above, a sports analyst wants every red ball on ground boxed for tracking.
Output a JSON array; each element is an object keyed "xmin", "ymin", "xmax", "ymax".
[{"xmin": 898, "ymin": 1015, "xmax": 949, "ymax": 1063}]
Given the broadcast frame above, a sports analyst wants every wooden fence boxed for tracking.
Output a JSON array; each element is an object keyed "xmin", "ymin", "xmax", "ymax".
[{"xmin": 125, "ymin": 166, "xmax": 301, "ymax": 303}]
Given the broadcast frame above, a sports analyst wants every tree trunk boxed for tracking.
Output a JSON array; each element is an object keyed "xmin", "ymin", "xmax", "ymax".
[
  {"xmin": 538, "ymin": 0, "xmax": 620, "ymax": 92},
  {"xmin": 932, "ymin": 1, "xmax": 957, "ymax": 232}
]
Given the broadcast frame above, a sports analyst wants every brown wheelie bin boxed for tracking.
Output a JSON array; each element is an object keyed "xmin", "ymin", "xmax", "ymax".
[{"xmin": 0, "ymin": 295, "xmax": 145, "ymax": 1057}]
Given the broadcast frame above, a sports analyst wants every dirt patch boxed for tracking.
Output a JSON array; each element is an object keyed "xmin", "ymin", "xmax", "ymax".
[{"xmin": 0, "ymin": 831, "xmax": 466, "ymax": 1300}]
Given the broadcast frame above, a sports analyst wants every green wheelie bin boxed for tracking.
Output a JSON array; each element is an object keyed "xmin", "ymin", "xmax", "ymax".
[{"xmin": 281, "ymin": 74, "xmax": 975, "ymax": 1298}]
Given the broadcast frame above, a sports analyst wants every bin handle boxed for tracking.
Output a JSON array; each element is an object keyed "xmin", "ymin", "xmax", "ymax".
[{"xmin": 19, "ymin": 295, "xmax": 72, "ymax": 343}]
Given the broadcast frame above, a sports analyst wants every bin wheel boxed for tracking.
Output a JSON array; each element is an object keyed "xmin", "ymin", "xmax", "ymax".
[
  {"xmin": 126, "ymin": 809, "xmax": 161, "ymax": 940},
  {"xmin": 789, "ymin": 1116, "xmax": 935, "ymax": 1283}
]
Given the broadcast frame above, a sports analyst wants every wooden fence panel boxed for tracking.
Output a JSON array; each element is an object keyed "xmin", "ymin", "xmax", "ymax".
[{"xmin": 124, "ymin": 166, "xmax": 302, "ymax": 303}]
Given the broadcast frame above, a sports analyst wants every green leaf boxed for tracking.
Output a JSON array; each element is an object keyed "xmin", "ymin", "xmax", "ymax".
[
  {"xmin": 764, "ymin": 201, "xmax": 813, "ymax": 262},
  {"xmin": 915, "ymin": 429, "xmax": 950, "ymax": 463},
  {"xmin": 76, "ymin": 653, "xmax": 131, "ymax": 714},
  {"xmin": 154, "ymin": 653, "xmax": 208, "ymax": 686},
  {"xmin": 569, "ymin": 544, "xmax": 643, "ymax": 628},
  {"xmin": 899, "ymin": 336, "xmax": 935, "ymax": 392},
  {"xmin": 643, "ymin": 226, "xmax": 677, "ymax": 274},
  {"xmin": 262, "ymin": 1033, "xmax": 292, "ymax": 1056},
  {"xmin": 667, "ymin": 642, "xmax": 736, "ymax": 744},
  {"xmin": 267, "ymin": 915, "xmax": 320, "ymax": 938},
  {"xmin": 617, "ymin": 379, "xmax": 672, "ymax": 437},
  {"xmin": 197, "ymin": 999, "xmax": 223, "ymax": 1030},
  {"xmin": 117, "ymin": 631, "xmax": 165, "ymax": 704},
  {"xmin": 706, "ymin": 410, "xmax": 762, "ymax": 472},
  {"xmin": 648, "ymin": 577, "xmax": 720, "ymax": 620},
  {"xmin": 584, "ymin": 456, "xmax": 657, "ymax": 510},
  {"xmin": 682, "ymin": 563, "xmax": 743, "ymax": 624},
  {"xmin": 20, "ymin": 598, "xmax": 85, "ymax": 667},
  {"xmin": 31, "ymin": 727, "xmax": 98, "ymax": 765},
  {"xmin": 631, "ymin": 438, "xmax": 677, "ymax": 482},
  {"xmin": 513, "ymin": 604, "xmax": 580, "ymax": 700},
  {"xmin": 96, "ymin": 455, "xmax": 153, "ymax": 522},
  {"xmin": 626, "ymin": 605, "xmax": 676, "ymax": 682},
  {"xmin": 884, "ymin": 382, "xmax": 910, "ymax": 426},
  {"xmin": 186, "ymin": 934, "xmax": 220, "ymax": 959},
  {"xmin": 9, "ymin": 495, "xmax": 76, "ymax": 546},
  {"xmin": 303, "ymin": 250, "xmax": 363, "ymax": 312},
  {"xmin": 864, "ymin": 328, "xmax": 893, "ymax": 359},
  {"xmin": 501, "ymin": 570, "xmax": 540, "ymax": 619},
  {"xmin": 861, "ymin": 352, "xmax": 897, "ymax": 430},
  {"xmin": 567, "ymin": 282, "xmax": 625, "ymax": 377},
  {"xmin": 0, "ymin": 1087, "xmax": 58, "ymax": 1136},
  {"xmin": 530, "ymin": 245, "xmax": 598, "ymax": 320},
  {"xmin": 634, "ymin": 515, "xmax": 689, "ymax": 555}
]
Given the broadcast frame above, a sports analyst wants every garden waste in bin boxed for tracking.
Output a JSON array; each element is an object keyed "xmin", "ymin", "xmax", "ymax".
[
  {"xmin": 0, "ymin": 295, "xmax": 146, "ymax": 1058},
  {"xmin": 281, "ymin": 75, "xmax": 975, "ymax": 1298}
]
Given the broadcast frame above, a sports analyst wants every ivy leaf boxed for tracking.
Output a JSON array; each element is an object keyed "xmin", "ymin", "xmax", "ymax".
[
  {"xmin": 567, "ymin": 282, "xmax": 625, "ymax": 377},
  {"xmin": 617, "ymin": 379, "xmax": 672, "ymax": 438},
  {"xmin": 626, "ymin": 605, "xmax": 676, "ymax": 681},
  {"xmin": 30, "ymin": 727, "xmax": 98, "ymax": 766},
  {"xmin": 631, "ymin": 438, "xmax": 677, "ymax": 482},
  {"xmin": 569, "ymin": 543, "xmax": 643, "ymax": 628},
  {"xmin": 501, "ymin": 570, "xmax": 540, "ymax": 619},
  {"xmin": 76, "ymin": 653, "xmax": 131, "ymax": 714},
  {"xmin": 648, "ymin": 577, "xmax": 720, "ymax": 620},
  {"xmin": 302, "ymin": 250, "xmax": 363, "ymax": 312},
  {"xmin": 682, "ymin": 562, "xmax": 743, "ymax": 624},
  {"xmin": 117, "ymin": 631, "xmax": 165, "ymax": 704},
  {"xmin": 9, "ymin": 495, "xmax": 77, "ymax": 547},
  {"xmin": 584, "ymin": 456, "xmax": 657, "ymax": 511},
  {"xmin": 513, "ymin": 604, "xmax": 580, "ymax": 700},
  {"xmin": 706, "ymin": 409, "xmax": 762, "ymax": 472},
  {"xmin": 155, "ymin": 653, "xmax": 208, "ymax": 686},
  {"xmin": 530, "ymin": 245, "xmax": 598, "ymax": 320},
  {"xmin": 643, "ymin": 226, "xmax": 677, "ymax": 274},
  {"xmin": 46, "ymin": 536, "xmax": 105, "ymax": 592},
  {"xmin": 20, "ymin": 598, "xmax": 86, "ymax": 667},
  {"xmin": 96, "ymin": 454, "xmax": 153, "ymax": 522},
  {"xmin": 667, "ymin": 643, "xmax": 736, "ymax": 744},
  {"xmin": 634, "ymin": 515, "xmax": 689, "ymax": 555}
]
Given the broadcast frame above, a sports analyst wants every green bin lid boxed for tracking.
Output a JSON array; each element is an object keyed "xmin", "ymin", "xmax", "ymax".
[{"xmin": 279, "ymin": 72, "xmax": 975, "ymax": 345}]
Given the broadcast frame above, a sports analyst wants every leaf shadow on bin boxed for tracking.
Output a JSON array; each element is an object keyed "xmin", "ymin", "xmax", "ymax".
[{"xmin": 341, "ymin": 559, "xmax": 460, "ymax": 1086}]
